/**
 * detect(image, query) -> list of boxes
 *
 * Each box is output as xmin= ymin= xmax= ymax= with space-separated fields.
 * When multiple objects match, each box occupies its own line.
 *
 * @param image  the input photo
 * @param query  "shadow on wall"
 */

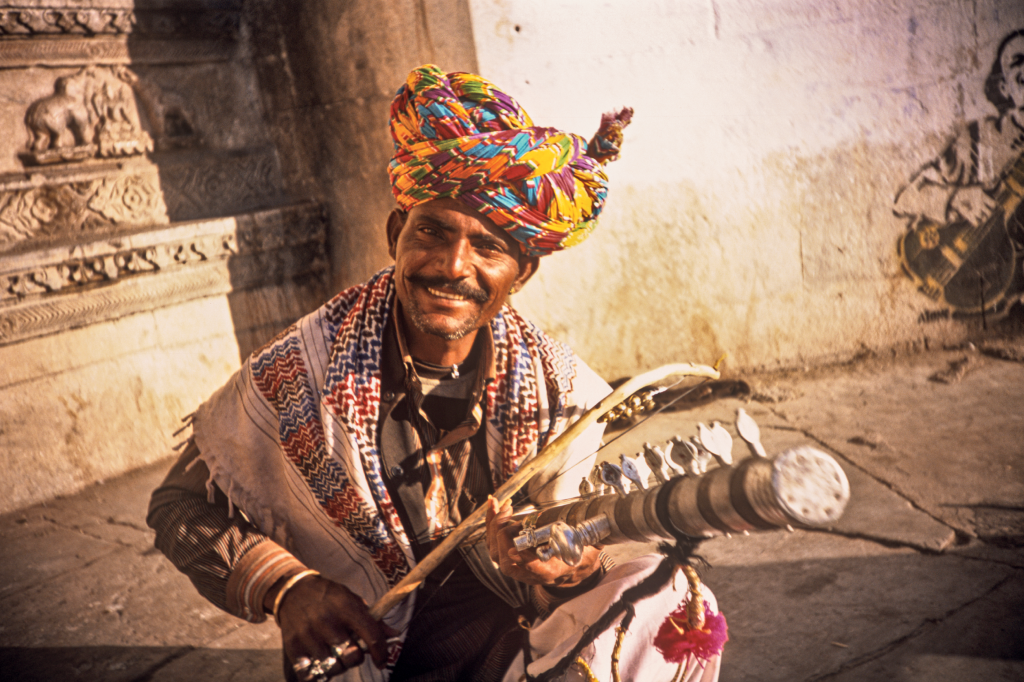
xmin=893 ymin=29 xmax=1024 ymax=326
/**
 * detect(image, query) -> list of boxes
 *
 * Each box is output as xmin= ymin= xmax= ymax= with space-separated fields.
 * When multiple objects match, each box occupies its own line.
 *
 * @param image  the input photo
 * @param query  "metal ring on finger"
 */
xmin=293 ymin=656 xmax=313 ymax=674
xmin=308 ymin=656 xmax=337 ymax=679
xmin=330 ymin=640 xmax=351 ymax=659
xmin=355 ymin=637 xmax=370 ymax=654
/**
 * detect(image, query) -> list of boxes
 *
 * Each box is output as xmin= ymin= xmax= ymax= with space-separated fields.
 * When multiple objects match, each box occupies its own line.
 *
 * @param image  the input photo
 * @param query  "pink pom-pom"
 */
xmin=653 ymin=601 xmax=729 ymax=665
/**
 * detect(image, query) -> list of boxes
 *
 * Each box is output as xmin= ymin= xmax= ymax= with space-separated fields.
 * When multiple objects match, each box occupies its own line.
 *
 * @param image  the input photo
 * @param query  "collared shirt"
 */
xmin=378 ymin=305 xmax=496 ymax=559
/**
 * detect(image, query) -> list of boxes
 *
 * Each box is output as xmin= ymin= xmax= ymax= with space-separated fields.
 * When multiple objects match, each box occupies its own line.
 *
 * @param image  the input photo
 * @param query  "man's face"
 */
xmin=387 ymin=198 xmax=537 ymax=344
xmin=1000 ymin=35 xmax=1024 ymax=111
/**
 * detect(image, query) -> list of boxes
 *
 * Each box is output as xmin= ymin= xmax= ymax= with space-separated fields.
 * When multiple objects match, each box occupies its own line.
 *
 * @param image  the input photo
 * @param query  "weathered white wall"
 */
xmin=469 ymin=0 xmax=1024 ymax=377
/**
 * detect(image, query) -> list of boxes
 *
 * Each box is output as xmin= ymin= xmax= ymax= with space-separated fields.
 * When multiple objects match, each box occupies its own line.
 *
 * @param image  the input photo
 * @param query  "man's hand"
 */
xmin=485 ymin=496 xmax=601 ymax=587
xmin=950 ymin=186 xmax=997 ymax=227
xmin=263 ymin=575 xmax=392 ymax=679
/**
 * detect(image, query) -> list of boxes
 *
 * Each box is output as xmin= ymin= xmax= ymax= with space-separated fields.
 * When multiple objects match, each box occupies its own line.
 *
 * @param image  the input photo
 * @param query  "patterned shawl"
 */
xmin=193 ymin=268 xmax=608 ymax=626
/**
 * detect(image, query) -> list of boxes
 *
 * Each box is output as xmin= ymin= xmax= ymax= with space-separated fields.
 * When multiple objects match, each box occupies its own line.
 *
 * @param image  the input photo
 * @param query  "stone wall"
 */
xmin=462 ymin=0 xmax=1024 ymax=377
xmin=5 ymin=0 xmax=1023 ymax=511
xmin=0 ymin=1 xmax=328 ymax=513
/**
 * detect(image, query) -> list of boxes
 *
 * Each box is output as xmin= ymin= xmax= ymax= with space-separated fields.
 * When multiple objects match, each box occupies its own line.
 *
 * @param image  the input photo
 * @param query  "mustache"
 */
xmin=407 ymin=275 xmax=490 ymax=303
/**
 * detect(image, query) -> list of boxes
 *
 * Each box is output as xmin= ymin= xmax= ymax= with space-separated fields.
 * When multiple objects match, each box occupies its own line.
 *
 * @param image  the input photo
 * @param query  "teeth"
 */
xmin=426 ymin=287 xmax=467 ymax=301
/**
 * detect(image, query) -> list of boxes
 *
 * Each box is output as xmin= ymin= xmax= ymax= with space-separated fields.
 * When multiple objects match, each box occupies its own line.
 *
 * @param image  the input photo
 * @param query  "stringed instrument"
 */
xmin=368 ymin=365 xmax=851 ymax=620
xmin=898 ymin=151 xmax=1024 ymax=313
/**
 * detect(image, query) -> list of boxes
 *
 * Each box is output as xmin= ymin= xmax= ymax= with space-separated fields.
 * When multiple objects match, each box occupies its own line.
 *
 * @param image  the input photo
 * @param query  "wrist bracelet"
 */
xmin=271 ymin=569 xmax=320 ymax=625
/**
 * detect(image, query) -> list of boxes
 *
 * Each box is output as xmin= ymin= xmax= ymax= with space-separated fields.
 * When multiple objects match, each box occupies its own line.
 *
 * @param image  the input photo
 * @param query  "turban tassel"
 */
xmin=388 ymin=64 xmax=632 ymax=257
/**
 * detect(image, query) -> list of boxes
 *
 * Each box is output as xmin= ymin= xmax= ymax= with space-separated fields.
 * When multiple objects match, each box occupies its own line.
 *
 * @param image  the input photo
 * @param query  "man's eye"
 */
xmin=476 ymin=238 xmax=507 ymax=252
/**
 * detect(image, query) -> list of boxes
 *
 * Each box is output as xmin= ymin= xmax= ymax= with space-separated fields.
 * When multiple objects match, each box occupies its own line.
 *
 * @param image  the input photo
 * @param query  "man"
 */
xmin=893 ymin=29 xmax=1024 ymax=313
xmin=149 ymin=65 xmax=720 ymax=682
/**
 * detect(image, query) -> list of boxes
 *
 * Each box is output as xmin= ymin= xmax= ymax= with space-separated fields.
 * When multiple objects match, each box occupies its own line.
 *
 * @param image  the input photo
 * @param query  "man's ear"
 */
xmin=386 ymin=209 xmax=407 ymax=259
xmin=511 ymin=254 xmax=540 ymax=294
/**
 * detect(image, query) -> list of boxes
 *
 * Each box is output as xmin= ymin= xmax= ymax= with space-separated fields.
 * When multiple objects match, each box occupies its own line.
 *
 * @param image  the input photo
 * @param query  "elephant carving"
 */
xmin=25 ymin=73 xmax=96 ymax=153
xmin=22 ymin=66 xmax=153 ymax=165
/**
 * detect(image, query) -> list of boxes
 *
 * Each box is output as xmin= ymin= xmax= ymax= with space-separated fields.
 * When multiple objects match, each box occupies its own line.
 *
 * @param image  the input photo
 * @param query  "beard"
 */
xmin=403 ymin=275 xmax=491 ymax=340
xmin=405 ymin=303 xmax=482 ymax=340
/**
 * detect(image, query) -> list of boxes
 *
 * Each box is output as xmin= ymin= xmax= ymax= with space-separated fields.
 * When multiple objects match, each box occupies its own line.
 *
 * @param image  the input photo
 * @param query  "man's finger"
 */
xmin=337 ymin=608 xmax=387 ymax=668
xmin=485 ymin=496 xmax=501 ymax=563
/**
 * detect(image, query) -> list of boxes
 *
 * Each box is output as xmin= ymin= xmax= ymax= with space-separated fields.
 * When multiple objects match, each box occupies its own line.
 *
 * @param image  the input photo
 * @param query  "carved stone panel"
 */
xmin=156 ymin=149 xmax=284 ymax=221
xmin=0 ymin=7 xmax=136 ymax=36
xmin=22 ymin=65 xmax=154 ymax=166
xmin=0 ymin=202 xmax=327 ymax=345
xmin=0 ymin=5 xmax=240 ymax=39
xmin=0 ymin=161 xmax=169 ymax=253
xmin=0 ymin=3 xmax=242 ymax=68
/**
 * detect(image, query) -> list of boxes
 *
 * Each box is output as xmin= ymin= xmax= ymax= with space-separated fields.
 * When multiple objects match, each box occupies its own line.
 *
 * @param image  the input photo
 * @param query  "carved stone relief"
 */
xmin=0 ymin=1 xmax=302 ymax=347
xmin=157 ymin=149 xmax=283 ymax=220
xmin=0 ymin=8 xmax=136 ymax=36
xmin=23 ymin=65 xmax=154 ymax=166
xmin=0 ymin=203 xmax=327 ymax=345
xmin=0 ymin=165 xmax=168 ymax=252
xmin=0 ymin=5 xmax=241 ymax=68
xmin=0 ymin=6 xmax=239 ymax=39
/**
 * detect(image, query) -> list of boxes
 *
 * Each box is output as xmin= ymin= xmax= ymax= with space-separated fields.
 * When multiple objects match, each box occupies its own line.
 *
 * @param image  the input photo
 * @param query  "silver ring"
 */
xmin=355 ymin=637 xmax=369 ymax=654
xmin=293 ymin=656 xmax=312 ymax=673
xmin=330 ymin=640 xmax=351 ymax=658
xmin=308 ymin=656 xmax=337 ymax=677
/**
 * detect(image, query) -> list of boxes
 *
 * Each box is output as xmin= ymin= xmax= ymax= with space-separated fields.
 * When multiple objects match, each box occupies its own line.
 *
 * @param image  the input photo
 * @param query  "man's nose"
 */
xmin=437 ymin=238 xmax=473 ymax=279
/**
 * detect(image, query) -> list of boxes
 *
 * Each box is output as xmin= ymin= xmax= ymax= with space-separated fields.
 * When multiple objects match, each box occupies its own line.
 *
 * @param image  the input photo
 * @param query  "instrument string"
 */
xmin=534 ymin=375 xmax=715 ymax=493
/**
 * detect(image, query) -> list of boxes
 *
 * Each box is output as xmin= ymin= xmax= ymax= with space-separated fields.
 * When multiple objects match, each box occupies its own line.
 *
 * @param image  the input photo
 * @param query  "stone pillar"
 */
xmin=245 ymin=0 xmax=479 ymax=291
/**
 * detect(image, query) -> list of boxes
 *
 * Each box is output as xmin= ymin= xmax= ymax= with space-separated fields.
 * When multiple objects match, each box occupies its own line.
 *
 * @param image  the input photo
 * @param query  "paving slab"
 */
xmin=821 ymin=570 xmax=1024 ymax=682
xmin=695 ymin=530 xmax=1017 ymax=682
xmin=0 ymin=458 xmax=279 ymax=682
xmin=148 ymin=622 xmax=281 ymax=682
xmin=753 ymin=351 xmax=1024 ymax=541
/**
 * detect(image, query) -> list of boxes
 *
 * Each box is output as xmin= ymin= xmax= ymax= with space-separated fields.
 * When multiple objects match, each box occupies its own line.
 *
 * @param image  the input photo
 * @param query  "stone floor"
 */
xmin=1 ymin=345 xmax=1022 ymax=681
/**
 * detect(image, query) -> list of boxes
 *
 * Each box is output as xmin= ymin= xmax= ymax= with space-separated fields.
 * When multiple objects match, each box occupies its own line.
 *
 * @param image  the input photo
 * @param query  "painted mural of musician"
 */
xmin=893 ymin=29 xmax=1024 ymax=316
xmin=148 ymin=65 xmax=723 ymax=682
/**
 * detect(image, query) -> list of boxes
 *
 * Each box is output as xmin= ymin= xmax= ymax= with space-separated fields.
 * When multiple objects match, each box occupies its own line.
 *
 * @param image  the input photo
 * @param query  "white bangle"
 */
xmin=271 ymin=569 xmax=320 ymax=625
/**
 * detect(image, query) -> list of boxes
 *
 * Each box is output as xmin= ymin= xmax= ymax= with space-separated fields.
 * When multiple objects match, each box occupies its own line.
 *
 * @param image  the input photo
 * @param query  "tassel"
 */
xmin=587 ymin=107 xmax=634 ymax=165
xmin=653 ymin=565 xmax=728 ymax=665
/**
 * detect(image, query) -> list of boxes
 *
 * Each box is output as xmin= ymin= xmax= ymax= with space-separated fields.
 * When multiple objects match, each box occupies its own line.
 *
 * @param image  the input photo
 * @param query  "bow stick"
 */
xmin=368 ymin=362 xmax=720 ymax=621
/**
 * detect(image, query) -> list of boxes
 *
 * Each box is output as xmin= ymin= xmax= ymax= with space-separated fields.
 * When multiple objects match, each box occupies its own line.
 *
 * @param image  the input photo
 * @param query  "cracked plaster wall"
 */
xmin=458 ymin=0 xmax=1024 ymax=378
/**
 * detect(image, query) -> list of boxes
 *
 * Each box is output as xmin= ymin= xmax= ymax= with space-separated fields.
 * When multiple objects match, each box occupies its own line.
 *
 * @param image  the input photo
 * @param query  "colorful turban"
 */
xmin=388 ymin=65 xmax=632 ymax=257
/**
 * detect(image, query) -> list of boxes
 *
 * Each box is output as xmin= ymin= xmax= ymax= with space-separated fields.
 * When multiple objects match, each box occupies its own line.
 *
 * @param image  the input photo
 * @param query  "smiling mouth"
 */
xmin=426 ymin=286 xmax=471 ymax=302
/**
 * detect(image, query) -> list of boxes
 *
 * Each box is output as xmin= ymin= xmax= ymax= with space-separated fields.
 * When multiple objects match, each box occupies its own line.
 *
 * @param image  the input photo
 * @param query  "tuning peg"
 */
xmin=600 ymin=462 xmax=630 ymax=497
xmin=659 ymin=440 xmax=688 ymax=478
xmin=670 ymin=436 xmax=701 ymax=476
xmin=699 ymin=422 xmax=733 ymax=467
xmin=711 ymin=421 xmax=734 ymax=466
xmin=736 ymin=408 xmax=768 ymax=457
xmin=589 ymin=464 xmax=607 ymax=494
xmin=619 ymin=453 xmax=647 ymax=491
xmin=634 ymin=449 xmax=654 ymax=484
xmin=643 ymin=442 xmax=671 ymax=483
xmin=663 ymin=438 xmax=688 ymax=475
xmin=690 ymin=437 xmax=714 ymax=473
xmin=579 ymin=476 xmax=594 ymax=497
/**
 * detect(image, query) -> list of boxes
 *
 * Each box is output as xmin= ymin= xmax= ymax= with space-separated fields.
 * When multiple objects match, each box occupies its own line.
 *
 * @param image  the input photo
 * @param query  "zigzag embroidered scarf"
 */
xmin=195 ymin=268 xmax=598 ymax=592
